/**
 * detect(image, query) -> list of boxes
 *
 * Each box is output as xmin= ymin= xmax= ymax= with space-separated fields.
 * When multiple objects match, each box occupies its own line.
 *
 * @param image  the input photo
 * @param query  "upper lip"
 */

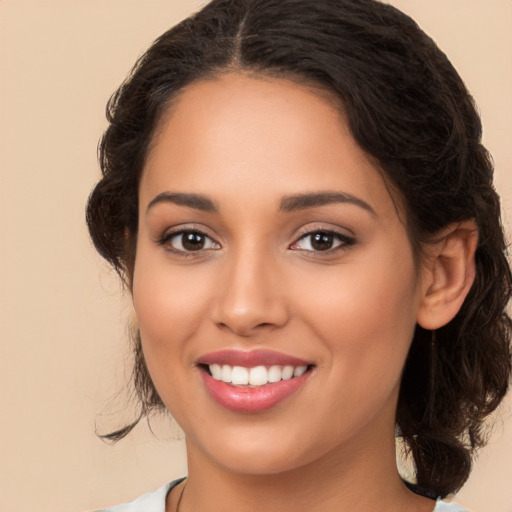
xmin=197 ymin=349 xmax=313 ymax=368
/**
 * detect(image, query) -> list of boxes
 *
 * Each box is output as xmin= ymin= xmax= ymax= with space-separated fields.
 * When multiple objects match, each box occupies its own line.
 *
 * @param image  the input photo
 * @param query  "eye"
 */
xmin=160 ymin=229 xmax=220 ymax=252
xmin=290 ymin=230 xmax=355 ymax=252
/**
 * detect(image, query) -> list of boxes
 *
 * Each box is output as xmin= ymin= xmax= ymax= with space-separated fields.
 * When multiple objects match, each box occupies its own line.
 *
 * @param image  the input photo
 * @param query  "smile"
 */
xmin=208 ymin=364 xmax=308 ymax=387
xmin=197 ymin=350 xmax=315 ymax=412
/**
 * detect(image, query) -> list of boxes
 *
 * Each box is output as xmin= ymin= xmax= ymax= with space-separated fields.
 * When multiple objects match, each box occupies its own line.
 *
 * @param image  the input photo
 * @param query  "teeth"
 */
xmin=221 ymin=364 xmax=232 ymax=383
xmin=294 ymin=366 xmax=307 ymax=377
xmin=208 ymin=364 xmax=308 ymax=387
xmin=268 ymin=365 xmax=282 ymax=383
xmin=282 ymin=365 xmax=294 ymax=380
xmin=210 ymin=363 xmax=222 ymax=380
xmin=231 ymin=366 xmax=249 ymax=385
xmin=249 ymin=366 xmax=268 ymax=386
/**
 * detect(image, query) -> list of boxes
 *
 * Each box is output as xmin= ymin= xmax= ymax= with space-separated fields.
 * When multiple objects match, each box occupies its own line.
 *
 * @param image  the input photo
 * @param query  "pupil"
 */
xmin=183 ymin=232 xmax=204 ymax=251
xmin=312 ymin=232 xmax=333 ymax=251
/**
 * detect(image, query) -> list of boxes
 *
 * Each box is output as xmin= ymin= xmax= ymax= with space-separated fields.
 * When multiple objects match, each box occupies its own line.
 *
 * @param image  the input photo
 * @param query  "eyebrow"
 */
xmin=146 ymin=190 xmax=375 ymax=216
xmin=279 ymin=191 xmax=376 ymax=215
xmin=146 ymin=192 xmax=218 ymax=213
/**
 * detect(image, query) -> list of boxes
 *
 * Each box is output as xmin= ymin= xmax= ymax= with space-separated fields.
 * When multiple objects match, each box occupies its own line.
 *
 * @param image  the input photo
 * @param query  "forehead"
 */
xmin=141 ymin=73 xmax=399 ymax=219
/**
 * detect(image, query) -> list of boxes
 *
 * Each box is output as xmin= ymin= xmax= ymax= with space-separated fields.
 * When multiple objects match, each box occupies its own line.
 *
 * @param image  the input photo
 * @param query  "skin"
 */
xmin=132 ymin=73 xmax=476 ymax=512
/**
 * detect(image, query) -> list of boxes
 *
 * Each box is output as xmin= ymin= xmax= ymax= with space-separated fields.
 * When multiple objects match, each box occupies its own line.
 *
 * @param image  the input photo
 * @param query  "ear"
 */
xmin=417 ymin=220 xmax=478 ymax=330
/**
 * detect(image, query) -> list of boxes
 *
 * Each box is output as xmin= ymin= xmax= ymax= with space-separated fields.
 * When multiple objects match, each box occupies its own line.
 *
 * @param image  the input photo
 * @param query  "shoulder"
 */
xmin=93 ymin=478 xmax=185 ymax=512
xmin=433 ymin=501 xmax=471 ymax=512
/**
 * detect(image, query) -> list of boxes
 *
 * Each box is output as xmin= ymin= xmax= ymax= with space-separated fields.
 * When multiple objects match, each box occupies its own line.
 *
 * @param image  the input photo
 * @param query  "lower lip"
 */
xmin=200 ymin=370 xmax=311 ymax=413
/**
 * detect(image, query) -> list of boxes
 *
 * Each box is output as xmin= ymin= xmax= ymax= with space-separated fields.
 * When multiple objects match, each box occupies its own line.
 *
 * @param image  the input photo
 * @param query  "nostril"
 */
xmin=215 ymin=321 xmax=272 ymax=337
xmin=211 ymin=280 xmax=289 ymax=335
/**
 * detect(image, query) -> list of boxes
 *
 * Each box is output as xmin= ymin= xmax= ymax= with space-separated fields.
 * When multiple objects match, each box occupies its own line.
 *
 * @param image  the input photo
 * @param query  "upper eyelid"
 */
xmin=156 ymin=224 xmax=355 ymax=248
xmin=158 ymin=225 xmax=218 ymax=242
xmin=297 ymin=230 xmax=353 ymax=240
xmin=292 ymin=230 xmax=355 ymax=244
xmin=292 ymin=223 xmax=355 ymax=240
xmin=157 ymin=228 xmax=221 ymax=255
xmin=289 ymin=226 xmax=356 ymax=252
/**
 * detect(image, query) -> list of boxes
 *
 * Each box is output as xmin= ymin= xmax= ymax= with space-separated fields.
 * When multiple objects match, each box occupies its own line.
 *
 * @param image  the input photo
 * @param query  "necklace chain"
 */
xmin=175 ymin=481 xmax=186 ymax=512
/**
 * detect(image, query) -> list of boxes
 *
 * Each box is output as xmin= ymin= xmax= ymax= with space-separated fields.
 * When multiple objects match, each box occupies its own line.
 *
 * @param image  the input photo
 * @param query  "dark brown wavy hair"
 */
xmin=86 ymin=0 xmax=512 ymax=499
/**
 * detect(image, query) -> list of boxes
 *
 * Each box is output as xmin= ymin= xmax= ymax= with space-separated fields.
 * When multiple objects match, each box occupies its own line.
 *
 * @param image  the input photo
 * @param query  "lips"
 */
xmin=209 ymin=363 xmax=308 ymax=386
xmin=198 ymin=349 xmax=311 ymax=367
xmin=197 ymin=349 xmax=314 ymax=413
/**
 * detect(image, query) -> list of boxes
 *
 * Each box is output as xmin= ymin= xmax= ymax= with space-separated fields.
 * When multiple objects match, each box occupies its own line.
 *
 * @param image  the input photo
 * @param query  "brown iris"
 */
xmin=310 ymin=232 xmax=336 ymax=251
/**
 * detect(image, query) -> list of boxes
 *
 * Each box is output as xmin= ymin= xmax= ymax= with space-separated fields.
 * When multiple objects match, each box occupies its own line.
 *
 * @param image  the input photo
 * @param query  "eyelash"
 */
xmin=291 ymin=230 xmax=356 ymax=254
xmin=157 ymin=228 xmax=355 ymax=256
xmin=157 ymin=228 xmax=220 ymax=256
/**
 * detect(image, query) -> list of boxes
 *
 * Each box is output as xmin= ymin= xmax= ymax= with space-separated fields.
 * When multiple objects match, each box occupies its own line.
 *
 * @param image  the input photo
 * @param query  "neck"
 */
xmin=176 ymin=430 xmax=433 ymax=512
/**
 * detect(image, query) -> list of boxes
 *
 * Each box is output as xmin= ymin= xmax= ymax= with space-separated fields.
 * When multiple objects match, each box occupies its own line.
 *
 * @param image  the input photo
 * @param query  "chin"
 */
xmin=210 ymin=446 xmax=314 ymax=476
xmin=186 ymin=420 xmax=331 ymax=477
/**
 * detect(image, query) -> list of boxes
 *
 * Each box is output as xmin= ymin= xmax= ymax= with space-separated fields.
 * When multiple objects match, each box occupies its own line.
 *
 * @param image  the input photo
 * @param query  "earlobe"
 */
xmin=417 ymin=220 xmax=478 ymax=330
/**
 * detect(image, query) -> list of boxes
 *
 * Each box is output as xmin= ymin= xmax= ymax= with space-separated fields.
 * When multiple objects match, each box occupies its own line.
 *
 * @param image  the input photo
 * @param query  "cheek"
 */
xmin=294 ymin=247 xmax=420 ymax=374
xmin=131 ymin=250 xmax=218 ymax=422
xmin=131 ymin=248 xmax=214 ymax=361
xmin=297 ymin=257 xmax=419 ymax=438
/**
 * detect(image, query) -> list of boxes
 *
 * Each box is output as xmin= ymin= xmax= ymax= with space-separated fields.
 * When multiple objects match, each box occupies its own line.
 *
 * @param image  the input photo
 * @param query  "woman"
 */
xmin=86 ymin=0 xmax=512 ymax=510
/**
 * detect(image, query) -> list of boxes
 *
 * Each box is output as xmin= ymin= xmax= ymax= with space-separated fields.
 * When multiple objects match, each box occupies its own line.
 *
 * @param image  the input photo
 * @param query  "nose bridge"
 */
xmin=213 ymin=239 xmax=287 ymax=335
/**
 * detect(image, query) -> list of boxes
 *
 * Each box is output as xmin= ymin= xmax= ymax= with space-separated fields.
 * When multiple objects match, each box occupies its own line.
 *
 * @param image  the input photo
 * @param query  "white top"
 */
xmin=96 ymin=479 xmax=470 ymax=512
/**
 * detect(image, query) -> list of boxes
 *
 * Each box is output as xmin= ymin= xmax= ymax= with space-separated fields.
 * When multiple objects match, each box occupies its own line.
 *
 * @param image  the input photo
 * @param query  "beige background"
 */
xmin=0 ymin=1 xmax=511 ymax=511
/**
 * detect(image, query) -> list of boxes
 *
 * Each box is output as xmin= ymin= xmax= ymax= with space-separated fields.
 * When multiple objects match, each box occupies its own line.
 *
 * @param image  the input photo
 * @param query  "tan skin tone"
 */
xmin=132 ymin=73 xmax=478 ymax=512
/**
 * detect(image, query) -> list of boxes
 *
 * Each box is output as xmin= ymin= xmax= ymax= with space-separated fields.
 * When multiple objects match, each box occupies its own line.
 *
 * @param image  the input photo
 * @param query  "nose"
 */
xmin=211 ymin=249 xmax=289 ymax=337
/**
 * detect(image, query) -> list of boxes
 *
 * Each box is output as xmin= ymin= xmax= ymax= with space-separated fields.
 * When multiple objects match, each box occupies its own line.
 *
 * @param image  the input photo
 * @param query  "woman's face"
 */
xmin=133 ymin=73 xmax=427 ymax=475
